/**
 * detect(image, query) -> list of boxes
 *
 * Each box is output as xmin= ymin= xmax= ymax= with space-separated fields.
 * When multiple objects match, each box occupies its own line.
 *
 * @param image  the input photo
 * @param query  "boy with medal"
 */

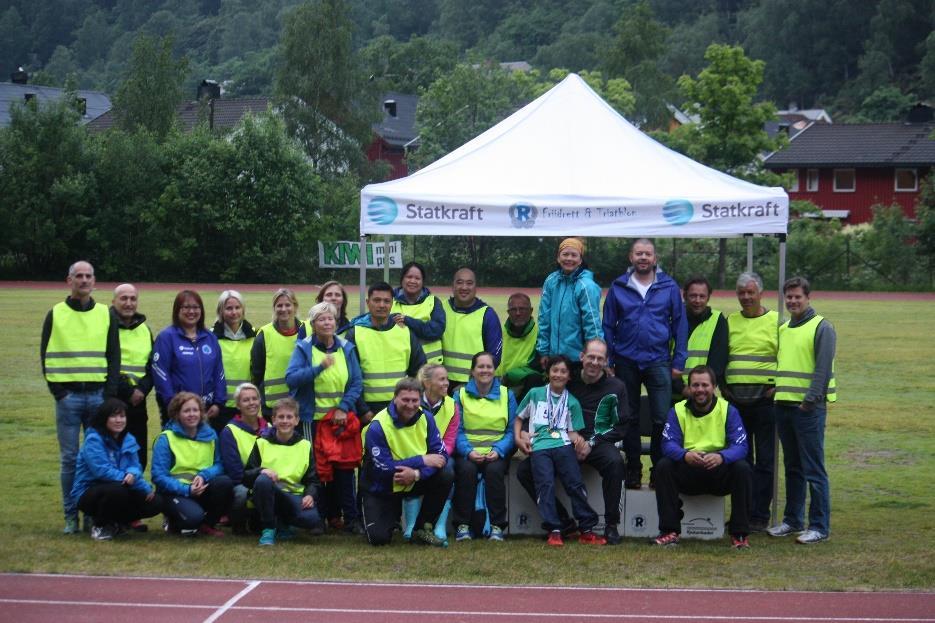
xmin=514 ymin=355 xmax=606 ymax=546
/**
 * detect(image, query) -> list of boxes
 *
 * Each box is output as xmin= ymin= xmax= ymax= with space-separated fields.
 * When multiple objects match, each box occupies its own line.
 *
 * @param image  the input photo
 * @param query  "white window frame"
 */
xmin=833 ymin=168 xmax=856 ymax=193
xmin=894 ymin=168 xmax=918 ymax=192
xmin=806 ymin=168 xmax=819 ymax=192
xmin=788 ymin=169 xmax=800 ymax=192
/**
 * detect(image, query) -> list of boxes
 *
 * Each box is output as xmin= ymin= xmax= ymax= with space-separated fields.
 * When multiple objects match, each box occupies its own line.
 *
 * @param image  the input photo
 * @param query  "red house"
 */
xmin=367 ymin=92 xmax=419 ymax=180
xmin=763 ymin=122 xmax=934 ymax=224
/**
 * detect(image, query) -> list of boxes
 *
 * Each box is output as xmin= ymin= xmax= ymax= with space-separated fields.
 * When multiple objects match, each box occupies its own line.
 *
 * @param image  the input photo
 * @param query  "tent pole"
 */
xmin=383 ymin=237 xmax=390 ymax=283
xmin=746 ymin=234 xmax=754 ymax=273
xmin=358 ymin=235 xmax=367 ymax=315
xmin=771 ymin=233 xmax=787 ymax=527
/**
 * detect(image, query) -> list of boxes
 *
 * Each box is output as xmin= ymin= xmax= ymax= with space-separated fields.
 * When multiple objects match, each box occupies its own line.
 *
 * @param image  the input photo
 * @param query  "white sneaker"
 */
xmin=767 ymin=522 xmax=800 ymax=537
xmin=796 ymin=529 xmax=828 ymax=544
xmin=90 ymin=525 xmax=114 ymax=541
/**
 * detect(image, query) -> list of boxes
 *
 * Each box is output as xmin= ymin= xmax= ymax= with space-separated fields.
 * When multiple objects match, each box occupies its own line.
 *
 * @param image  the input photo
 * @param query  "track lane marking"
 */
xmin=202 ymin=580 xmax=260 ymax=623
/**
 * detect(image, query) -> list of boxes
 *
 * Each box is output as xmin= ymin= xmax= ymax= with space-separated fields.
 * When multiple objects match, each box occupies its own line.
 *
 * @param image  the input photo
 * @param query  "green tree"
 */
xmin=851 ymin=85 xmax=916 ymax=122
xmin=113 ymin=34 xmax=189 ymax=140
xmin=359 ymin=34 xmax=460 ymax=94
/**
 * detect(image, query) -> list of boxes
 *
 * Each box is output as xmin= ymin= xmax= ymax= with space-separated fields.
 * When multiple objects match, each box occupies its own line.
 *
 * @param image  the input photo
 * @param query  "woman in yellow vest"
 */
xmin=452 ymin=352 xmax=517 ymax=541
xmin=212 ymin=290 xmax=257 ymax=433
xmin=242 ymin=398 xmax=322 ymax=546
xmin=286 ymin=302 xmax=363 ymax=531
xmin=151 ymin=392 xmax=233 ymax=536
xmin=251 ymin=288 xmax=308 ymax=416
xmin=218 ymin=383 xmax=267 ymax=534
xmin=391 ymin=262 xmax=445 ymax=364
xmin=419 ymin=363 xmax=461 ymax=542
xmin=316 ymin=281 xmax=350 ymax=332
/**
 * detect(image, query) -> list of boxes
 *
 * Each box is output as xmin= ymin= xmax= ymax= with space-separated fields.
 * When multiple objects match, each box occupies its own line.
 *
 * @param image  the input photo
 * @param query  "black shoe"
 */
xmin=625 ymin=467 xmax=642 ymax=490
xmin=748 ymin=518 xmax=769 ymax=533
xmin=604 ymin=524 xmax=622 ymax=545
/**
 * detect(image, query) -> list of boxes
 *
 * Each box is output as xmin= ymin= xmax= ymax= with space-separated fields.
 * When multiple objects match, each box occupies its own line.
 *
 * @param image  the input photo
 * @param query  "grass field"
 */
xmin=1 ymin=285 xmax=933 ymax=591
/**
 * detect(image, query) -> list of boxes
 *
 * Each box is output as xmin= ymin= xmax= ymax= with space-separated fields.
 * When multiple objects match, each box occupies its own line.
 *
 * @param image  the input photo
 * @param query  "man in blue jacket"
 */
xmin=652 ymin=365 xmax=752 ymax=548
xmin=602 ymin=239 xmax=687 ymax=488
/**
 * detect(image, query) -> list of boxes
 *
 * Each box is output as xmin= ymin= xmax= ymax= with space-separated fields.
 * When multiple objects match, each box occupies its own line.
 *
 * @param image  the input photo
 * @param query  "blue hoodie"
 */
xmin=454 ymin=377 xmax=517 ymax=458
xmin=363 ymin=401 xmax=445 ymax=496
xmin=285 ymin=334 xmax=363 ymax=423
xmin=391 ymin=286 xmax=446 ymax=343
xmin=602 ymin=267 xmax=688 ymax=370
xmin=152 ymin=325 xmax=226 ymax=407
xmin=536 ymin=265 xmax=602 ymax=361
xmin=151 ymin=420 xmax=224 ymax=497
xmin=71 ymin=428 xmax=152 ymax=503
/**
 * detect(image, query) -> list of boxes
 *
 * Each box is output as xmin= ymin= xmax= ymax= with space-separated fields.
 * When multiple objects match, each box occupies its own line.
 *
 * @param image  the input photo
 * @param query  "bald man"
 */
xmin=111 ymin=283 xmax=155 ymax=468
xmin=440 ymin=268 xmax=502 ymax=388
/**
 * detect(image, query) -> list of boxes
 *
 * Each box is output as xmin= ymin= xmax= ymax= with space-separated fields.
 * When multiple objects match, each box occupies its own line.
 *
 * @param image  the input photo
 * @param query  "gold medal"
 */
xmin=550 ymin=430 xmax=561 ymax=439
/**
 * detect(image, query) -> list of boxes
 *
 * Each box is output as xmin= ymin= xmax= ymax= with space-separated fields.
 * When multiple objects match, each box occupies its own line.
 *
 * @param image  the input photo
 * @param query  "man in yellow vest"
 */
xmin=496 ymin=292 xmax=542 ymax=401
xmin=441 ymin=268 xmax=502 ymax=388
xmin=768 ymin=277 xmax=836 ymax=545
xmin=111 ymin=283 xmax=154 ymax=469
xmin=343 ymin=282 xmax=426 ymax=423
xmin=40 ymin=261 xmax=120 ymax=534
xmin=652 ymin=365 xmax=752 ymax=548
xmin=672 ymin=277 xmax=727 ymax=401
xmin=721 ymin=272 xmax=778 ymax=532
xmin=361 ymin=378 xmax=450 ymax=546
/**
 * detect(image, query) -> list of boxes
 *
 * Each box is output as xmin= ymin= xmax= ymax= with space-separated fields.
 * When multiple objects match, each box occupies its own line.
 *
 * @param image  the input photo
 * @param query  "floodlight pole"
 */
xmin=358 ymin=234 xmax=367 ymax=315
xmin=771 ymin=232 xmax=787 ymax=527
xmin=745 ymin=234 xmax=754 ymax=273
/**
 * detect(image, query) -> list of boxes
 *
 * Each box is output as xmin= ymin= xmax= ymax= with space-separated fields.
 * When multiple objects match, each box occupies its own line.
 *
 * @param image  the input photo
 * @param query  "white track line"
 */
xmin=202 ymin=580 xmax=260 ymax=623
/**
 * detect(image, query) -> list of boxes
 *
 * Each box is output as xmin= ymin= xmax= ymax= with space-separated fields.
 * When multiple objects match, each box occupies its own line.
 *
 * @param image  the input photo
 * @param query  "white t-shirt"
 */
xmin=630 ymin=277 xmax=652 ymax=299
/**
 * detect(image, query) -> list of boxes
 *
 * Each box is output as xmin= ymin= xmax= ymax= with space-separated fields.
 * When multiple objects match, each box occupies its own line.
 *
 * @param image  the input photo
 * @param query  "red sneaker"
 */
xmin=730 ymin=534 xmax=750 ymax=549
xmin=198 ymin=524 xmax=225 ymax=538
xmin=546 ymin=530 xmax=564 ymax=547
xmin=651 ymin=531 xmax=680 ymax=546
xmin=578 ymin=531 xmax=607 ymax=545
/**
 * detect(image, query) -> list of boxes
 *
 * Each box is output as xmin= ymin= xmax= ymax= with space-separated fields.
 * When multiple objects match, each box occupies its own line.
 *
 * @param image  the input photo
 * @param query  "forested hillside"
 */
xmin=2 ymin=0 xmax=932 ymax=121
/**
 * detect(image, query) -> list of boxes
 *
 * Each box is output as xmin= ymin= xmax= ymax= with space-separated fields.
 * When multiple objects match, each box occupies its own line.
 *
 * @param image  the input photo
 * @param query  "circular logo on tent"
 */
xmin=509 ymin=203 xmax=538 ymax=228
xmin=663 ymin=199 xmax=693 ymax=226
xmin=367 ymin=196 xmax=398 ymax=225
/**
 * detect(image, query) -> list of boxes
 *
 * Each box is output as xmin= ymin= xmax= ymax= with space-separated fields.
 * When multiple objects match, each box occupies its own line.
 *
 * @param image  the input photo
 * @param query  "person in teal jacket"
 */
xmin=536 ymin=238 xmax=602 ymax=366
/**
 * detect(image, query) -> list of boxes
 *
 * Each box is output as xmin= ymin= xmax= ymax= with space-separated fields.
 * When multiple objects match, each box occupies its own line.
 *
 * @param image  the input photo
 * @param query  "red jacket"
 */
xmin=314 ymin=410 xmax=362 ymax=482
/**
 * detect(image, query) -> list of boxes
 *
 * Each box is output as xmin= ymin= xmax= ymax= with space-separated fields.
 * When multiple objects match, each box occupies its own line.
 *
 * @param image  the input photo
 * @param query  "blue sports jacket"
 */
xmin=151 ymin=420 xmax=225 ymax=497
xmin=536 ymin=265 xmax=602 ymax=361
xmin=71 ymin=428 xmax=151 ymax=503
xmin=363 ymin=401 xmax=445 ymax=496
xmin=152 ymin=325 xmax=226 ymax=407
xmin=285 ymin=334 xmax=363 ymax=423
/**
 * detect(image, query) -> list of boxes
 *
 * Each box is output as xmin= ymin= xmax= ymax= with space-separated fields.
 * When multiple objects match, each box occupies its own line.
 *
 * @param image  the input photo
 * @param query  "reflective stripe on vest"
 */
xmin=775 ymin=315 xmax=837 ymax=403
xmin=391 ymin=297 xmax=443 ymax=364
xmin=219 ymin=336 xmax=254 ymax=408
xmin=682 ymin=310 xmax=721 ymax=384
xmin=256 ymin=437 xmax=311 ymax=495
xmin=259 ymin=322 xmax=305 ymax=406
xmin=674 ymin=399 xmax=727 ymax=453
xmin=118 ymin=322 xmax=152 ymax=386
xmin=355 ymin=325 xmax=411 ymax=404
xmin=312 ymin=345 xmax=348 ymax=420
xmin=496 ymin=323 xmax=537 ymax=377
xmin=429 ymin=396 xmax=457 ymax=438
xmin=441 ymin=299 xmax=487 ymax=383
xmin=162 ymin=430 xmax=215 ymax=485
xmin=460 ymin=389 xmax=508 ymax=453
xmin=225 ymin=422 xmax=258 ymax=467
xmin=45 ymin=302 xmax=110 ymax=382
xmin=725 ymin=310 xmax=778 ymax=385
xmin=373 ymin=408 xmax=429 ymax=493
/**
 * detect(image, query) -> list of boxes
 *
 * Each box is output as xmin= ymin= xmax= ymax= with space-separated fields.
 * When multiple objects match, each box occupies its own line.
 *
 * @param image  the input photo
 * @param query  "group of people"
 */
xmin=42 ymin=237 xmax=836 ymax=549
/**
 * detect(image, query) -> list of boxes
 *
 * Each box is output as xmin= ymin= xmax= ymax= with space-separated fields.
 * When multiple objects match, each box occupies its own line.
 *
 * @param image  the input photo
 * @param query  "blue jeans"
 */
xmin=252 ymin=474 xmax=322 ymax=531
xmin=530 ymin=445 xmax=599 ymax=532
xmin=56 ymin=389 xmax=103 ymax=518
xmin=617 ymin=361 xmax=672 ymax=467
xmin=775 ymin=403 xmax=830 ymax=536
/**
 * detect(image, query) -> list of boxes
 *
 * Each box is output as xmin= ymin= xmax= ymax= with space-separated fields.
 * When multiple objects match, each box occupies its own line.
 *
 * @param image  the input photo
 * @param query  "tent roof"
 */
xmin=361 ymin=73 xmax=787 ymax=238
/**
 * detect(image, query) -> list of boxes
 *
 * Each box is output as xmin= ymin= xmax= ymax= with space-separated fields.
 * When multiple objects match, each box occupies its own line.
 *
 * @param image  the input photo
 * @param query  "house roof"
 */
xmin=764 ymin=122 xmax=935 ymax=168
xmin=372 ymin=92 xmax=418 ymax=147
xmin=0 ymin=82 xmax=112 ymax=127
xmin=85 ymin=97 xmax=271 ymax=133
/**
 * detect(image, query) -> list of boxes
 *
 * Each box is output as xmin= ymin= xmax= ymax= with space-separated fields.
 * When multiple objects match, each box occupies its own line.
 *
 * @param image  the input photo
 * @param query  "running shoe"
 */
xmin=488 ymin=525 xmax=504 ymax=541
xmin=796 ymin=530 xmax=828 ymax=544
xmin=547 ymin=530 xmax=564 ymax=547
xmin=651 ymin=531 xmax=680 ymax=546
xmin=730 ymin=534 xmax=750 ymax=549
xmin=258 ymin=528 xmax=276 ymax=546
xmin=455 ymin=524 xmax=472 ymax=541
xmin=578 ymin=531 xmax=607 ymax=545
xmin=767 ymin=522 xmax=801 ymax=537
xmin=90 ymin=525 xmax=114 ymax=541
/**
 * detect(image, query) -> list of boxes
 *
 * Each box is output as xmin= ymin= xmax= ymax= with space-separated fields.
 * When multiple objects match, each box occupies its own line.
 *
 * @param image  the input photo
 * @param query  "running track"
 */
xmin=1 ymin=574 xmax=932 ymax=623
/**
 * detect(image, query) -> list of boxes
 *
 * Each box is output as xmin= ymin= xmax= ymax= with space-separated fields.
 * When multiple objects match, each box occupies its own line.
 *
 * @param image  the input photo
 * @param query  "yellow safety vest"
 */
xmin=162 ymin=430 xmax=215 ymax=485
xmin=355 ymin=325 xmax=411 ymax=404
xmin=429 ymin=395 xmax=457 ymax=439
xmin=219 ymin=336 xmax=254 ymax=408
xmin=391 ymin=296 xmax=443 ymax=364
xmin=45 ymin=302 xmax=111 ymax=383
xmin=118 ymin=322 xmax=152 ymax=387
xmin=459 ymin=388 xmax=508 ymax=453
xmin=256 ymin=436 xmax=311 ymax=495
xmin=775 ymin=315 xmax=837 ymax=404
xmin=312 ymin=345 xmax=348 ymax=420
xmin=496 ymin=322 xmax=537 ymax=377
xmin=372 ymin=408 xmax=429 ymax=493
xmin=674 ymin=399 xmax=728 ymax=454
xmin=441 ymin=299 xmax=487 ymax=383
xmin=259 ymin=322 xmax=305 ymax=407
xmin=682 ymin=310 xmax=721 ymax=384
xmin=725 ymin=310 xmax=778 ymax=385
xmin=225 ymin=422 xmax=259 ymax=467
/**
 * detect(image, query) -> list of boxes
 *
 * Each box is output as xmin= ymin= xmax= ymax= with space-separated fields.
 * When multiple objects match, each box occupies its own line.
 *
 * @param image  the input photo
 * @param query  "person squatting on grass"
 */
xmin=151 ymin=391 xmax=233 ymax=536
xmin=242 ymin=397 xmax=323 ymax=546
xmin=71 ymin=398 xmax=162 ymax=541
xmin=218 ymin=382 xmax=267 ymax=534
xmin=513 ymin=355 xmax=607 ymax=547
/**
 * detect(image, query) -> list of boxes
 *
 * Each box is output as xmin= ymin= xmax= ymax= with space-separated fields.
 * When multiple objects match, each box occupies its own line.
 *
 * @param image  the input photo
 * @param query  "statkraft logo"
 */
xmin=509 ymin=203 xmax=538 ymax=228
xmin=367 ymin=196 xmax=398 ymax=225
xmin=662 ymin=199 xmax=694 ymax=226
